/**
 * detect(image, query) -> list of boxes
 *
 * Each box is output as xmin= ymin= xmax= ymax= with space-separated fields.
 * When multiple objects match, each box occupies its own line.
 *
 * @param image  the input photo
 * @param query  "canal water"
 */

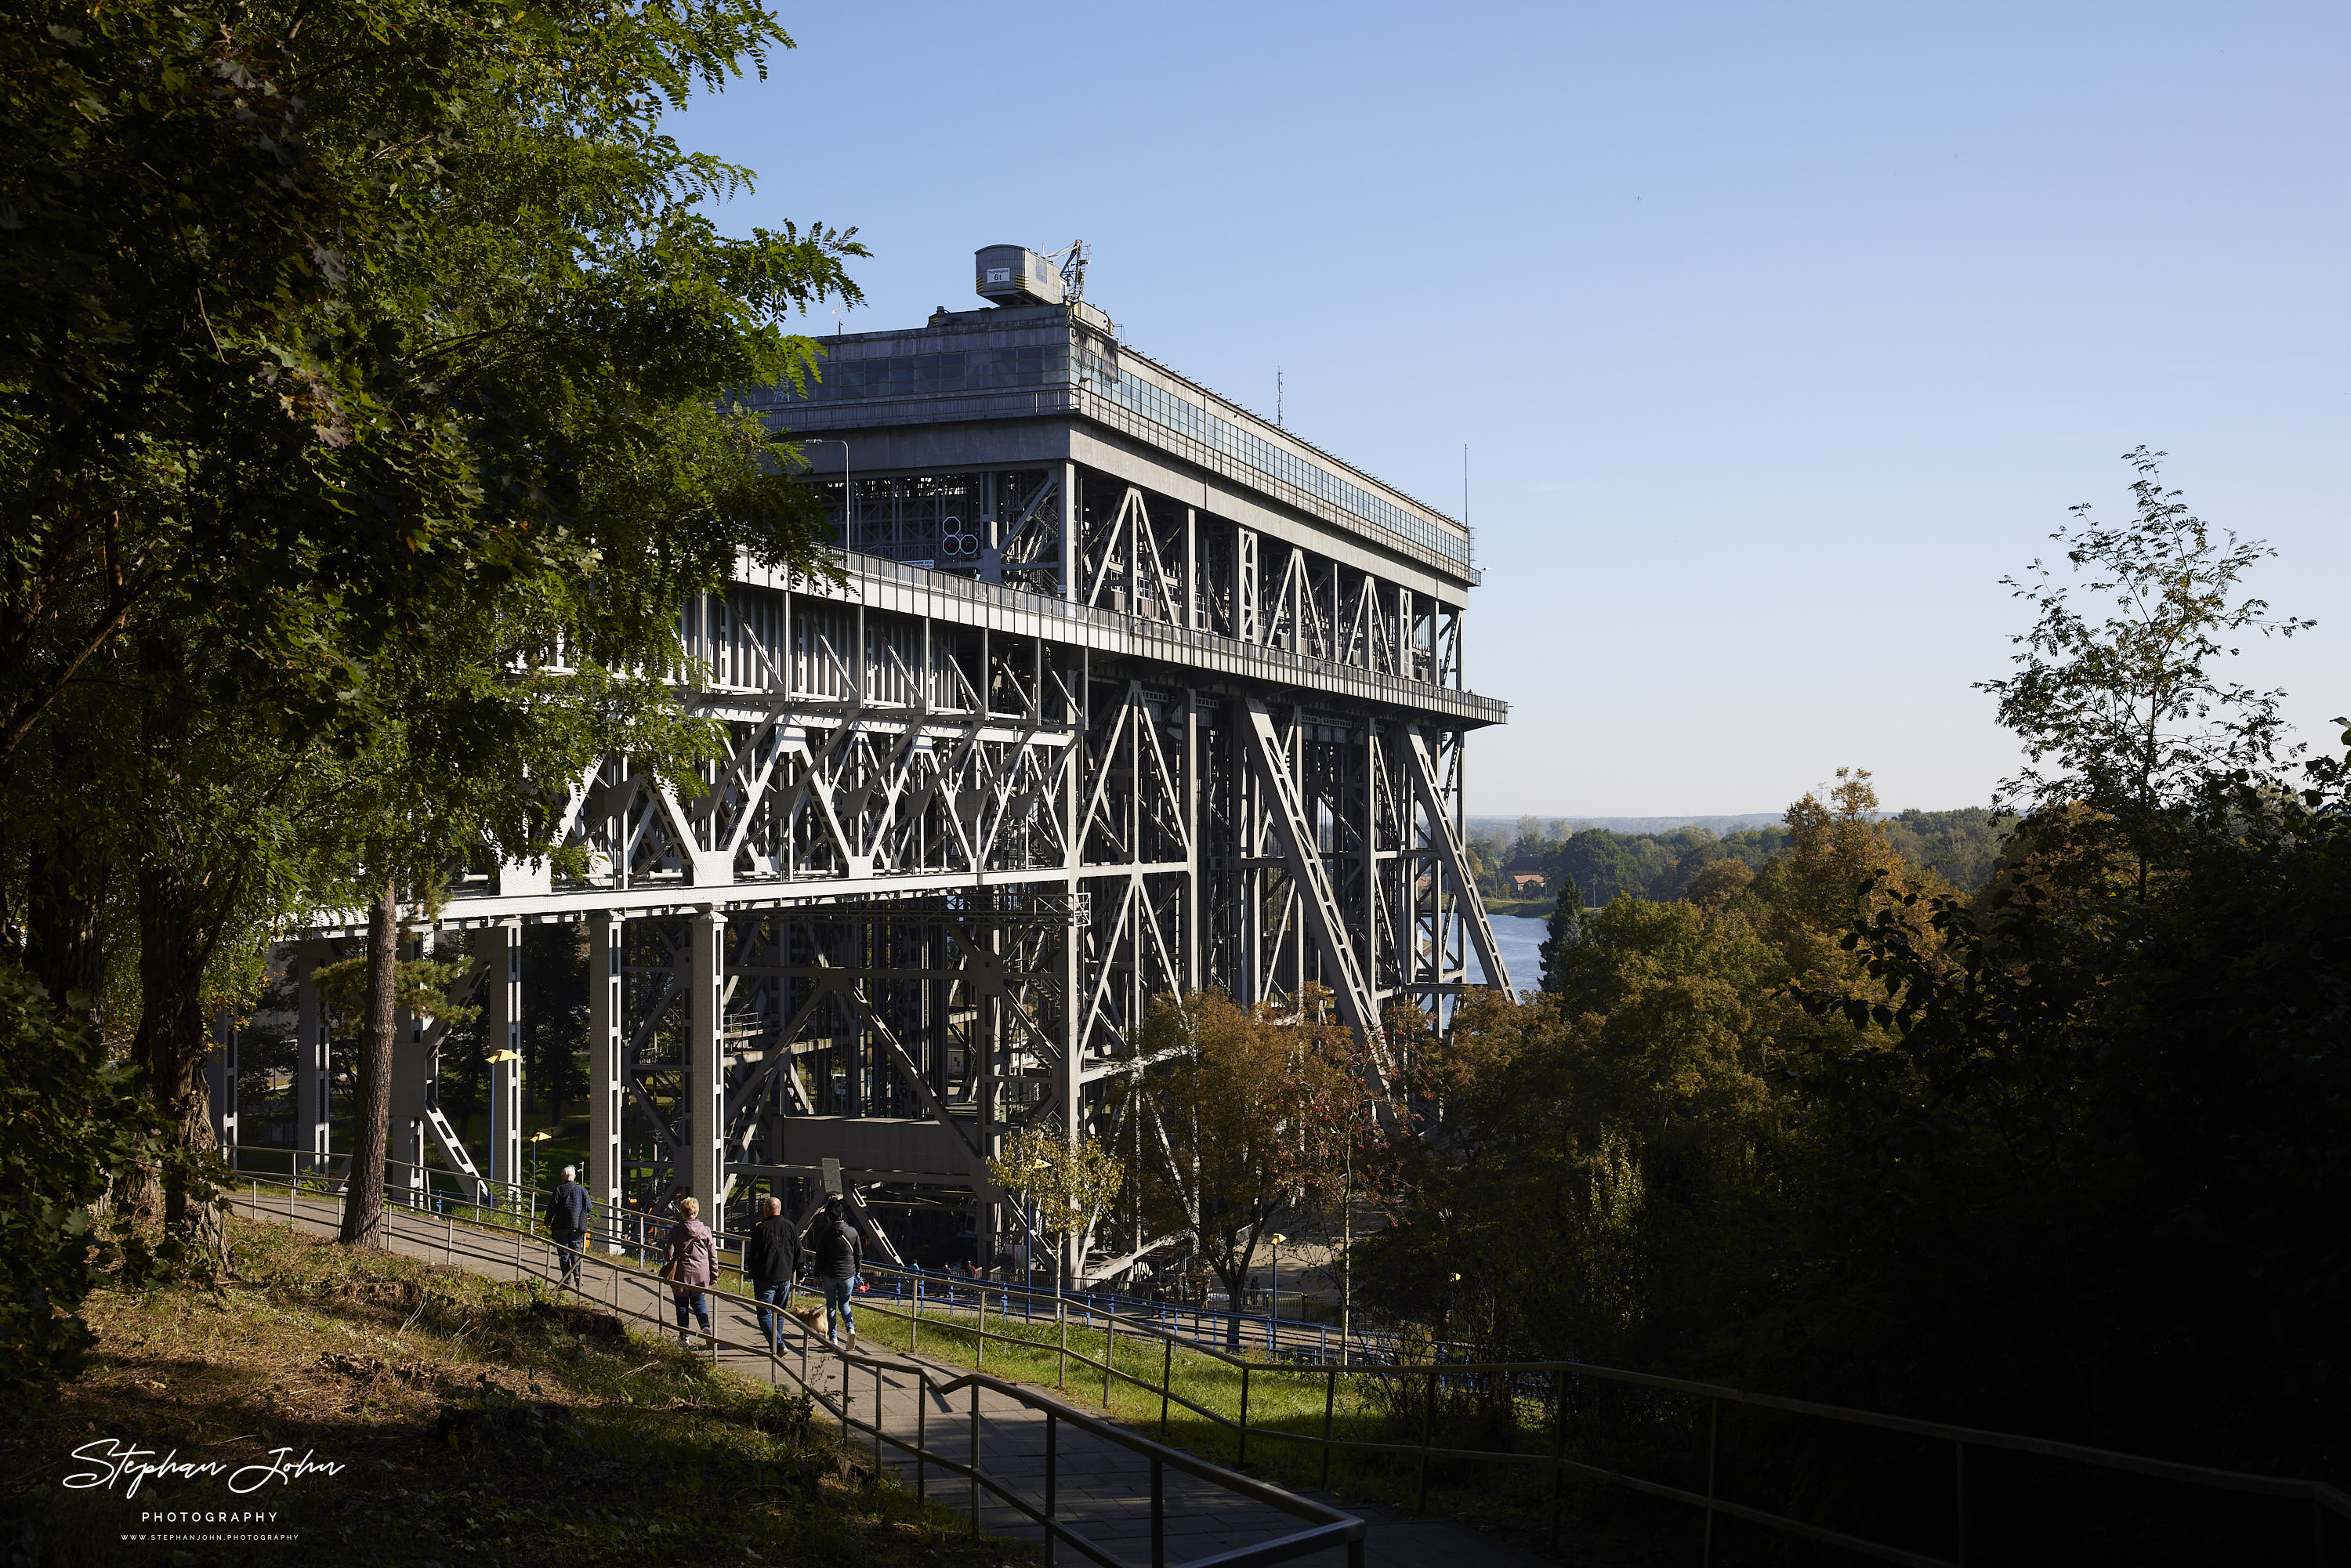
xmin=1482 ymin=911 xmax=1549 ymax=993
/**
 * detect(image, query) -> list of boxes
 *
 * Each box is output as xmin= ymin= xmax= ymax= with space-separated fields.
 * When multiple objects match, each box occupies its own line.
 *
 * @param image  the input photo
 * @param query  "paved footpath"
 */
xmin=238 ymin=1189 xmax=1548 ymax=1568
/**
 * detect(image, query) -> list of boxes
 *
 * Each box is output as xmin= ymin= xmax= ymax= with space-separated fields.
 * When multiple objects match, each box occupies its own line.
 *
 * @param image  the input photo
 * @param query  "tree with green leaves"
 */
xmin=3 ymin=0 xmax=864 ymax=1259
xmin=987 ymin=1125 xmax=1125 ymax=1294
xmin=0 ymin=965 xmax=165 ymax=1413
xmin=1978 ymin=445 xmax=2313 ymax=893
xmin=1536 ymin=872 xmax=1582 ymax=993
xmin=1121 ymin=989 xmax=1378 ymax=1341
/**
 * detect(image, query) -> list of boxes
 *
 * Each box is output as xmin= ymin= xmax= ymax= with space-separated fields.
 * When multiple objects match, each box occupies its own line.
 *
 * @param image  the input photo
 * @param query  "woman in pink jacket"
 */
xmin=661 ymin=1196 xmax=717 ymax=1348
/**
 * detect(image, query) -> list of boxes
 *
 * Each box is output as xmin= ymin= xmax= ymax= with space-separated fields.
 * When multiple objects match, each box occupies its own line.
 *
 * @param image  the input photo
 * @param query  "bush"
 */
xmin=0 ymin=963 xmax=160 ymax=1412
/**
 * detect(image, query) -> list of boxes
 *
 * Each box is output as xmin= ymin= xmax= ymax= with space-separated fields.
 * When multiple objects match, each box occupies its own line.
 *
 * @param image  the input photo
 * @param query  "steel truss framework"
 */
xmin=252 ymin=454 xmax=1509 ymax=1273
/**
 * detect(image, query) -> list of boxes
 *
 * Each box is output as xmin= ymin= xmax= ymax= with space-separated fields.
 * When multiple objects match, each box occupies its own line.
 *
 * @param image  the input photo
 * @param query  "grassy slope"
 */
xmin=1483 ymin=897 xmax=1554 ymax=918
xmin=846 ymin=1295 xmax=1639 ymax=1564
xmin=1 ymin=1214 xmax=1030 ymax=1567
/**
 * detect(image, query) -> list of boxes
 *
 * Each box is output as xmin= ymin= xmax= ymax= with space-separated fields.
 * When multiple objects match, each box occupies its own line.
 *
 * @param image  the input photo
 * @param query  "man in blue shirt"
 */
xmin=549 ymin=1165 xmax=593 ymax=1291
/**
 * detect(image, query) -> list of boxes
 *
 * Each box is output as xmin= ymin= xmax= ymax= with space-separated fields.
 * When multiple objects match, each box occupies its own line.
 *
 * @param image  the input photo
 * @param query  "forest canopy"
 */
xmin=1468 ymin=803 xmax=2008 ymax=904
xmin=1365 ymin=453 xmax=2347 ymax=1519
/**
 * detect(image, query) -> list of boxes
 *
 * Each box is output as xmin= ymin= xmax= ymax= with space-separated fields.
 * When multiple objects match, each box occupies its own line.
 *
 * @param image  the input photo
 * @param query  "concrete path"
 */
xmin=234 ymin=1187 xmax=1548 ymax=1568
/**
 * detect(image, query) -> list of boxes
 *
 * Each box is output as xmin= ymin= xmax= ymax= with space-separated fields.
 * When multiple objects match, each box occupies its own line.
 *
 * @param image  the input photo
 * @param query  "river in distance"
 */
xmin=1482 ymin=912 xmax=1548 ymax=994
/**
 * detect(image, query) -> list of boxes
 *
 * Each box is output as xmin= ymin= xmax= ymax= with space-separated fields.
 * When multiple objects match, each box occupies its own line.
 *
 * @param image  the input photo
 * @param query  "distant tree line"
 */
xmin=1467 ymin=805 xmax=2009 ymax=905
xmin=1364 ymin=454 xmax=2349 ymax=1548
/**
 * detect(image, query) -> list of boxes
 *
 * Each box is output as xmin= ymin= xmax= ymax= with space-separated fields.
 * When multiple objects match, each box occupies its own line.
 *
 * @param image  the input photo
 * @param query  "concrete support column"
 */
xmin=476 ymin=920 xmax=523 ymax=1192
xmin=687 ymin=907 xmax=726 ymax=1215
xmin=588 ymin=913 xmax=625 ymax=1248
xmin=206 ymin=1011 xmax=237 ymax=1164
xmin=295 ymin=944 xmax=331 ymax=1176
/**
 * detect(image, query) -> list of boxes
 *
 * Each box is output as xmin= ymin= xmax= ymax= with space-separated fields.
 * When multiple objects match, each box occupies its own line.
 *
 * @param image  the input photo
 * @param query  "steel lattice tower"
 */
xmin=253 ymin=251 xmax=1510 ymax=1274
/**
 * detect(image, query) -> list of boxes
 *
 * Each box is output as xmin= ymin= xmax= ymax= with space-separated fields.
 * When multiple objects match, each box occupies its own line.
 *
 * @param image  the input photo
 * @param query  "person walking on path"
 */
xmin=745 ymin=1195 xmax=802 ymax=1352
xmin=661 ymin=1196 xmax=717 ymax=1349
xmin=807 ymin=1199 xmax=861 ymax=1351
xmin=549 ymin=1165 xmax=592 ymax=1291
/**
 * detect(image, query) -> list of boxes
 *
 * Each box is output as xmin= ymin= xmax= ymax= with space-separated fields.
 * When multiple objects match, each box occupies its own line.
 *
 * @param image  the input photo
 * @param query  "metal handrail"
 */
xmin=832 ymin=1258 xmax=2351 ymax=1567
xmin=835 ymin=549 xmax=1501 ymax=720
xmin=227 ymin=1153 xmax=2351 ymax=1565
xmin=228 ymin=1168 xmax=1364 ymax=1568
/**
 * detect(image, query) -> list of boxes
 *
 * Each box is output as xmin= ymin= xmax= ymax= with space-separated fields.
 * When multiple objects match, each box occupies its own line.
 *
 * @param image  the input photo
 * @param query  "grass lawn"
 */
xmin=842 ymin=1291 xmax=1622 ymax=1563
xmin=1483 ymin=896 xmax=1557 ymax=918
xmin=0 ymin=1212 xmax=1031 ymax=1567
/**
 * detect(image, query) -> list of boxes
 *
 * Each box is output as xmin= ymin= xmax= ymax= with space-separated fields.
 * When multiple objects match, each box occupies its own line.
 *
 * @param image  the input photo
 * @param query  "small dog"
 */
xmin=786 ymin=1304 xmax=827 ymax=1337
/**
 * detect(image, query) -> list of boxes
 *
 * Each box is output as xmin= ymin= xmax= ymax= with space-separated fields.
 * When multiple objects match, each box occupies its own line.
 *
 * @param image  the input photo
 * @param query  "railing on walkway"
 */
xmin=227 ymin=1167 xmax=1364 ymax=1568
xmin=859 ymin=1269 xmax=1445 ymax=1368
xmin=833 ymin=1258 xmax=2351 ymax=1568
xmin=227 ymin=1145 xmax=1412 ymax=1363
xmin=228 ymin=1153 xmax=2351 ymax=1567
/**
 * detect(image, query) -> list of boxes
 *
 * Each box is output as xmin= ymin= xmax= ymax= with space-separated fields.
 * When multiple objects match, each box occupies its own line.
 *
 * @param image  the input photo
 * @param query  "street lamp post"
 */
xmin=1268 ymin=1233 xmax=1287 ymax=1323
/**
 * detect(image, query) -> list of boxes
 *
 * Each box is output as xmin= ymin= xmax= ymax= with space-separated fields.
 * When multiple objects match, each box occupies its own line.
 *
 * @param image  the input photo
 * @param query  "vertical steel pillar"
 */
xmin=1060 ymin=651 xmax=1087 ymax=1287
xmin=1363 ymin=724 xmax=1381 ymax=1012
xmin=1238 ymin=718 xmax=1262 ymax=1005
xmin=1060 ymin=462 xmax=1080 ymax=603
xmin=295 ymin=944 xmax=331 ymax=1176
xmin=1288 ymin=548 xmax=1305 ymax=654
xmin=1183 ymin=507 xmax=1199 ymax=631
xmin=688 ymin=907 xmax=726 ymax=1213
xmin=478 ymin=920 xmax=523 ymax=1191
xmin=1237 ymin=528 xmax=1259 ymax=644
xmin=1184 ymin=692 xmax=1202 ymax=991
xmin=389 ymin=937 xmax=431 ymax=1208
xmin=589 ymin=913 xmax=625 ymax=1248
xmin=207 ymin=1011 xmax=238 ymax=1161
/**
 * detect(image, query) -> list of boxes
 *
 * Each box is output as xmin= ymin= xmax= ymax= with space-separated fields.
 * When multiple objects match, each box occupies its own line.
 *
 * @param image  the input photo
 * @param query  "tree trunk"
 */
xmin=125 ymin=862 xmax=226 ymax=1271
xmin=117 ymin=628 xmax=228 ymax=1272
xmin=1215 ymin=1243 xmax=1256 ymax=1349
xmin=338 ymin=877 xmax=399 ymax=1248
xmin=26 ymin=726 xmax=112 ymax=1017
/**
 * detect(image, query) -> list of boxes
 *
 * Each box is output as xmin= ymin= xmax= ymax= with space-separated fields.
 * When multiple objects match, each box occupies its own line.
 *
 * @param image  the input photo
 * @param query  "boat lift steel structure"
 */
xmin=231 ymin=264 xmax=1512 ymax=1280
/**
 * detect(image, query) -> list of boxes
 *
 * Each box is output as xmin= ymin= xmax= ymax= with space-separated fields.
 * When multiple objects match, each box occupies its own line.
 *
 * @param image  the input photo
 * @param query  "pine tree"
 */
xmin=1537 ymin=874 xmax=1583 ymax=993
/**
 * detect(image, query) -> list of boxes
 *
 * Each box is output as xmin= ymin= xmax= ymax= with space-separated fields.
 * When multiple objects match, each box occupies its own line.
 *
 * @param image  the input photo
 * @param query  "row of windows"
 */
xmin=750 ymin=336 xmax=1469 ymax=567
xmin=1074 ymin=352 xmax=1471 ymax=566
xmin=760 ymin=346 xmax=1073 ymax=402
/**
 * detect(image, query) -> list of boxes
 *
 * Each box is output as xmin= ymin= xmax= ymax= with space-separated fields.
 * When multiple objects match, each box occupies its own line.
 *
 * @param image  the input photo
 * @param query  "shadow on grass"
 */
xmin=0 ymin=1214 xmax=1032 ymax=1567
xmin=846 ymin=1296 xmax=1709 ymax=1567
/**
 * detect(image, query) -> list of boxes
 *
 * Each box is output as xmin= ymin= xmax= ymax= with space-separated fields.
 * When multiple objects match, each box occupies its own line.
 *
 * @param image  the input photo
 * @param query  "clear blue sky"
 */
xmin=674 ymin=2 xmax=2349 ymax=817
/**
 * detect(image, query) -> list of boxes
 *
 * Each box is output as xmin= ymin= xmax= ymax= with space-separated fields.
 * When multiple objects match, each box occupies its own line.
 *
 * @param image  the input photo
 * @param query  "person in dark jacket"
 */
xmin=806 ymin=1199 xmax=862 ymax=1350
xmin=661 ymin=1196 xmax=717 ymax=1349
xmin=549 ymin=1165 xmax=592 ymax=1291
xmin=744 ymin=1195 xmax=802 ymax=1353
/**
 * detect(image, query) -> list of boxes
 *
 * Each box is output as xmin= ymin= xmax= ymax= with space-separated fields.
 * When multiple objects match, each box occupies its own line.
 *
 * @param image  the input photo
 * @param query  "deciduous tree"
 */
xmin=987 ymin=1126 xmax=1124 ymax=1294
xmin=1979 ymin=445 xmax=2312 ymax=893
xmin=1121 ymin=989 xmax=1377 ymax=1339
